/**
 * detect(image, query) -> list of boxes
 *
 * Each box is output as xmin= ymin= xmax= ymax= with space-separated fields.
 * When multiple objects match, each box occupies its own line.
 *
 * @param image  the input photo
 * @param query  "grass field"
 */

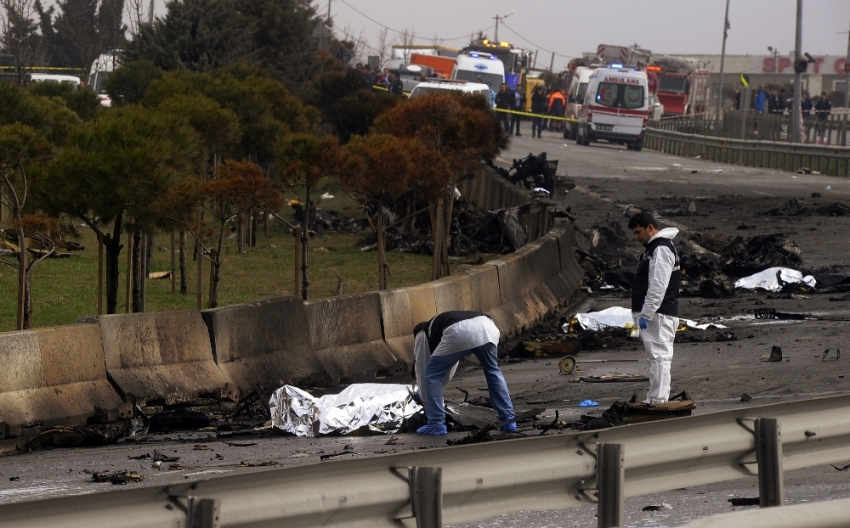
xmin=0 ymin=182 xmax=494 ymax=332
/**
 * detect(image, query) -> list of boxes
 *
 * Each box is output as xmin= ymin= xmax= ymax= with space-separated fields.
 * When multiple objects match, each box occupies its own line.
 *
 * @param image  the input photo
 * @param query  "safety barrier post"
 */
xmin=597 ymin=443 xmax=624 ymax=528
xmin=187 ymin=497 xmax=220 ymax=528
xmin=755 ymin=418 xmax=784 ymax=507
xmin=410 ymin=466 xmax=442 ymax=528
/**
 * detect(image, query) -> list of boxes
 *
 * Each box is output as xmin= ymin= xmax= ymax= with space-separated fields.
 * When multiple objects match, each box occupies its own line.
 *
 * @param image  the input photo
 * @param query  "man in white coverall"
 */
xmin=413 ymin=311 xmax=516 ymax=436
xmin=628 ymin=213 xmax=680 ymax=404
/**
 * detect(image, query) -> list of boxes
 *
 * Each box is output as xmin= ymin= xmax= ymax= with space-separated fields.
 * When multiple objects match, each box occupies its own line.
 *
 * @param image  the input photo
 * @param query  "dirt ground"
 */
xmin=1 ymin=137 xmax=850 ymax=527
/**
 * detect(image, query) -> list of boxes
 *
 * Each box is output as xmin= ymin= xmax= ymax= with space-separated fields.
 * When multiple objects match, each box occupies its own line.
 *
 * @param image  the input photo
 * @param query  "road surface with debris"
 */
xmin=1 ymin=130 xmax=849 ymax=527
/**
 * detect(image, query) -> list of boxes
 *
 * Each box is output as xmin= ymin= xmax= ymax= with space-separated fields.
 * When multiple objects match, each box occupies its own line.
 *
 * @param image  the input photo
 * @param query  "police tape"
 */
xmin=493 ymin=107 xmax=577 ymax=122
xmin=369 ymin=84 xmax=577 ymax=122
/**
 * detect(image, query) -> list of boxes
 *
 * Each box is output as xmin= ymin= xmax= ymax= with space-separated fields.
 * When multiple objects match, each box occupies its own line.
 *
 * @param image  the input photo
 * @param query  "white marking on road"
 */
xmin=752 ymin=191 xmax=776 ymax=197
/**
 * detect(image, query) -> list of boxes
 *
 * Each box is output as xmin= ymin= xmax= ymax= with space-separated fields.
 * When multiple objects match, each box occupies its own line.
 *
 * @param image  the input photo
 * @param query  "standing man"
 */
xmin=413 ymin=310 xmax=516 ymax=436
xmin=388 ymin=72 xmax=404 ymax=96
xmin=494 ymin=83 xmax=513 ymax=133
xmin=531 ymin=85 xmax=547 ymax=138
xmin=510 ymin=86 xmax=526 ymax=137
xmin=815 ymin=92 xmax=832 ymax=144
xmin=628 ymin=213 xmax=680 ymax=405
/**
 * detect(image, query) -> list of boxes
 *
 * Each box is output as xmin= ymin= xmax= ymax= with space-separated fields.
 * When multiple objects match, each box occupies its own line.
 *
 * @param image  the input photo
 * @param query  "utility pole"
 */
xmin=791 ymin=0 xmax=803 ymax=143
xmin=845 ymin=13 xmax=850 ymax=108
xmin=714 ymin=0 xmax=730 ymax=136
xmin=493 ymin=11 xmax=513 ymax=42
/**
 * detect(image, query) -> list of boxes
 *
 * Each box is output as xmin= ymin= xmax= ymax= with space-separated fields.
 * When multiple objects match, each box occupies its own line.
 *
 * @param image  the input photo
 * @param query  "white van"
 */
xmin=564 ymin=65 xmax=595 ymax=139
xmin=451 ymin=52 xmax=505 ymax=92
xmin=30 ymin=74 xmax=82 ymax=88
xmin=576 ymin=67 xmax=649 ymax=151
xmin=408 ymin=79 xmax=491 ymax=105
xmin=87 ymin=51 xmax=122 ymax=107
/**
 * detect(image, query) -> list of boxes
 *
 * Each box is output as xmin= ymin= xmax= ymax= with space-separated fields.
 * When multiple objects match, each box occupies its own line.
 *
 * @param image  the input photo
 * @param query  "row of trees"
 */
xmin=1 ymin=59 xmax=507 ymax=330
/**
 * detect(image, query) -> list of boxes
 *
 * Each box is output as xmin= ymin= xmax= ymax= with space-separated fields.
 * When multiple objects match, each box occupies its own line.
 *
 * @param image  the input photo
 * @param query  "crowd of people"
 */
xmin=735 ymin=85 xmax=834 ymax=144
xmin=494 ymin=82 xmax=569 ymax=138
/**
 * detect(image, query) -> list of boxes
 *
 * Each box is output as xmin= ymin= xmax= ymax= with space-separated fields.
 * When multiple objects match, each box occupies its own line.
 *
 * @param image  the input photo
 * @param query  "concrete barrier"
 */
xmin=487 ymin=242 xmax=551 ymax=337
xmin=202 ymin=296 xmax=330 ymax=395
xmin=551 ymin=222 xmax=585 ymax=305
xmin=378 ymin=285 xmax=438 ymax=367
xmin=0 ymin=324 xmax=127 ymax=440
xmin=96 ymin=311 xmax=236 ymax=408
xmin=305 ymin=292 xmax=405 ymax=384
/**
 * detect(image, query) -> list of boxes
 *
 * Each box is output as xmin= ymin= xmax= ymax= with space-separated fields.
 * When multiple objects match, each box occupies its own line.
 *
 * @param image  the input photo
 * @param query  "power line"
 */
xmin=499 ymin=20 xmax=573 ymax=60
xmin=335 ymin=0 xmax=491 ymax=43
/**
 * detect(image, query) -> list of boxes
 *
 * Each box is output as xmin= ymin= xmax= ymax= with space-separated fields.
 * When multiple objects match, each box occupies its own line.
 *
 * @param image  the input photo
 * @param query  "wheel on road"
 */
xmin=582 ymin=129 xmax=591 ymax=146
xmin=633 ymin=138 xmax=643 ymax=152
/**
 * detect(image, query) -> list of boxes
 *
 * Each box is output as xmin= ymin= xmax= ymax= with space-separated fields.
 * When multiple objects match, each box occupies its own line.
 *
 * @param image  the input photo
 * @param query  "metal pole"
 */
xmin=597 ymin=443 xmax=624 ymax=528
xmin=756 ymin=418 xmax=784 ymax=507
xmin=791 ymin=0 xmax=803 ymax=143
xmin=409 ymin=467 xmax=442 ymax=528
xmin=170 ymin=230 xmax=176 ymax=294
xmin=294 ymin=226 xmax=302 ymax=299
xmin=196 ymin=244 xmax=203 ymax=311
xmin=97 ymin=232 xmax=103 ymax=315
xmin=714 ymin=0 xmax=731 ymax=136
xmin=844 ymin=13 xmax=850 ymax=108
xmin=494 ymin=15 xmax=499 ymax=41
xmin=17 ymin=233 xmax=26 ymax=330
xmin=125 ymin=234 xmax=132 ymax=314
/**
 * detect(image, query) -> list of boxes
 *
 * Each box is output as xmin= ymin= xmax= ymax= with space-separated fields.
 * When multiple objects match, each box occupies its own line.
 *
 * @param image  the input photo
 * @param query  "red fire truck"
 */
xmin=649 ymin=56 xmax=710 ymax=117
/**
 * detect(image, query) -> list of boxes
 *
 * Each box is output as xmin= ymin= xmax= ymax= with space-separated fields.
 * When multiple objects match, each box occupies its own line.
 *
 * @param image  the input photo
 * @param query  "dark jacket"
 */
xmin=631 ymin=238 xmax=681 ymax=318
xmin=531 ymin=91 xmax=548 ymax=114
xmin=815 ymin=98 xmax=832 ymax=121
xmin=414 ymin=311 xmax=488 ymax=354
xmin=494 ymin=89 xmax=513 ymax=110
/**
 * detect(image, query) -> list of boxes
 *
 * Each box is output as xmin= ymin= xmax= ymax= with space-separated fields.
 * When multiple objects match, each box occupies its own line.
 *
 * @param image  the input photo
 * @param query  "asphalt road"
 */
xmin=2 ymin=127 xmax=849 ymax=527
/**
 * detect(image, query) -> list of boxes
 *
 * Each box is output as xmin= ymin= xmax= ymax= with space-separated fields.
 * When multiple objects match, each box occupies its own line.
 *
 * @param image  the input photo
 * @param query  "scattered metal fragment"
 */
xmin=89 ymin=470 xmax=144 ymax=485
xmin=224 ymin=442 xmax=258 ymax=447
xmin=728 ymin=497 xmax=760 ymax=506
xmin=830 ymin=463 xmax=850 ymax=471
xmin=127 ymin=453 xmax=151 ymax=460
xmin=239 ymin=461 xmax=278 ymax=467
xmin=642 ymin=503 xmax=672 ymax=511
xmin=8 ymin=476 xmax=20 ymax=481
xmin=579 ymin=374 xmax=649 ymax=383
xmin=740 ymin=394 xmax=752 ymax=402
xmin=766 ymin=346 xmax=783 ymax=362
xmin=153 ymin=450 xmax=180 ymax=462
xmin=447 ymin=408 xmax=544 ymax=445
xmin=193 ymin=445 xmax=211 ymax=450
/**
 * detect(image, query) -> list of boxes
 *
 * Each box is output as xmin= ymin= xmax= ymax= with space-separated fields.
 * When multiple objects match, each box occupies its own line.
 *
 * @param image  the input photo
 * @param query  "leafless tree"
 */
xmin=0 ymin=0 xmax=46 ymax=78
xmin=397 ymin=28 xmax=415 ymax=63
xmin=339 ymin=24 xmax=367 ymax=65
xmin=374 ymin=27 xmax=389 ymax=69
xmin=125 ymin=0 xmax=155 ymax=37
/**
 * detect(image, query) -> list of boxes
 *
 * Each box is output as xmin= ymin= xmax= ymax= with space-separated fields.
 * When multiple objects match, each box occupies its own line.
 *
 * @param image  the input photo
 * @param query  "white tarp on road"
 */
xmin=269 ymin=383 xmax=421 ymax=438
xmin=734 ymin=267 xmax=816 ymax=292
xmin=573 ymin=306 xmax=727 ymax=333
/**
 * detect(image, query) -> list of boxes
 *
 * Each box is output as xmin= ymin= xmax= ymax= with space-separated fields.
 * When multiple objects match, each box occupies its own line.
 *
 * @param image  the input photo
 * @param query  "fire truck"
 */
xmin=648 ymin=56 xmax=710 ymax=117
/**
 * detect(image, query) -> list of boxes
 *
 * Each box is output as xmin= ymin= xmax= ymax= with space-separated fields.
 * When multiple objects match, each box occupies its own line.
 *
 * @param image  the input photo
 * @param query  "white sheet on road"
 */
xmin=734 ymin=267 xmax=816 ymax=292
xmin=269 ymin=383 xmax=421 ymax=438
xmin=573 ymin=306 xmax=727 ymax=334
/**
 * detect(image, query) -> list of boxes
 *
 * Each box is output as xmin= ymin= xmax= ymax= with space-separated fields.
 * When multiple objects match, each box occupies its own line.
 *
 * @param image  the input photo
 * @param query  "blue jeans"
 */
xmin=424 ymin=342 xmax=514 ymax=426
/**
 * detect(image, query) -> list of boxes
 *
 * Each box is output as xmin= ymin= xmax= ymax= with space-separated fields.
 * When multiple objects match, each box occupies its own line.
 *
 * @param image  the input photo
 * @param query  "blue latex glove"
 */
xmin=417 ymin=424 xmax=447 ymax=436
xmin=639 ymin=317 xmax=649 ymax=330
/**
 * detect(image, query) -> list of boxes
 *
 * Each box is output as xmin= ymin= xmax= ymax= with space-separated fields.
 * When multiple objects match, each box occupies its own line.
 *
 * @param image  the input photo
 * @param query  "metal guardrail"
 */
xmin=681 ymin=496 xmax=850 ymax=528
xmin=645 ymin=127 xmax=850 ymax=177
xmin=1 ymin=394 xmax=849 ymax=527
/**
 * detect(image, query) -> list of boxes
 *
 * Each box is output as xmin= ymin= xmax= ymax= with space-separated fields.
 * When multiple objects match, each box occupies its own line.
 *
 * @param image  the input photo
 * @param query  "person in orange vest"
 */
xmin=547 ymin=89 xmax=566 ymax=132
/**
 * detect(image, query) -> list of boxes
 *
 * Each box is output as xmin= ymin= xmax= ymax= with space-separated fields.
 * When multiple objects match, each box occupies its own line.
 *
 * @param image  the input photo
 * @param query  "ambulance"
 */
xmin=576 ymin=66 xmax=649 ymax=151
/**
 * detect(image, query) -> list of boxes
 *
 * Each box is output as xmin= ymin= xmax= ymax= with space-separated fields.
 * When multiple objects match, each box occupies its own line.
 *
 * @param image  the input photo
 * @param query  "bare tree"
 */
xmin=0 ymin=0 xmax=46 ymax=79
xmin=397 ymin=28 xmax=415 ymax=63
xmin=375 ymin=27 xmax=389 ymax=69
xmin=125 ymin=0 xmax=154 ymax=37
xmin=339 ymin=24 xmax=367 ymax=65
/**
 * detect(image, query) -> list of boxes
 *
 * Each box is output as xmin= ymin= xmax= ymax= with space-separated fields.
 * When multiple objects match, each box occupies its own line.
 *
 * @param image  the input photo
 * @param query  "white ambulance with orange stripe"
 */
xmin=575 ymin=66 xmax=649 ymax=151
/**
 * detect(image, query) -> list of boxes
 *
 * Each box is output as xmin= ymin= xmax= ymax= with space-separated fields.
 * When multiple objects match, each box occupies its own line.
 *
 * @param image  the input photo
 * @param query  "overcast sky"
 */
xmin=323 ymin=0 xmax=850 ymax=69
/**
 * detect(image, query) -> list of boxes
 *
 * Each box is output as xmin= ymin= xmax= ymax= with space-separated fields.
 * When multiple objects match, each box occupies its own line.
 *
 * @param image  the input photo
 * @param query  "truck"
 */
xmin=87 ymin=51 xmax=122 ymax=107
xmin=409 ymin=53 xmax=455 ymax=79
xmin=595 ymin=44 xmax=652 ymax=70
xmin=460 ymin=39 xmax=533 ymax=110
xmin=648 ymin=56 xmax=710 ymax=117
xmin=452 ymin=51 xmax=505 ymax=93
